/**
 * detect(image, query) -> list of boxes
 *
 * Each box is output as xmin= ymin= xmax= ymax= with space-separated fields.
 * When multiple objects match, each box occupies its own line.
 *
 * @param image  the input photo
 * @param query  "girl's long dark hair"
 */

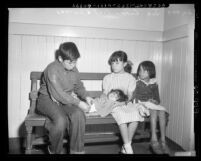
xmin=108 ymin=50 xmax=133 ymax=73
xmin=137 ymin=61 xmax=156 ymax=79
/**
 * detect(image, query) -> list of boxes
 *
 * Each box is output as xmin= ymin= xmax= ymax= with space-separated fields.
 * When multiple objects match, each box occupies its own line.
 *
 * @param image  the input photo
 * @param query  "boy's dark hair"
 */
xmin=137 ymin=61 xmax=156 ymax=79
xmin=109 ymin=89 xmax=128 ymax=102
xmin=108 ymin=50 xmax=132 ymax=73
xmin=55 ymin=42 xmax=80 ymax=61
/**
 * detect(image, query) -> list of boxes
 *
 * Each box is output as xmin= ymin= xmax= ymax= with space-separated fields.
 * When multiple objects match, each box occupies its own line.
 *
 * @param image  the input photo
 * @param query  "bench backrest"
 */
xmin=29 ymin=72 xmax=137 ymax=114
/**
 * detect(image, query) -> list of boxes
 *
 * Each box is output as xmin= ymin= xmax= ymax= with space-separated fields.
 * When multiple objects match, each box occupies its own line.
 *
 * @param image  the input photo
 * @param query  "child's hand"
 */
xmin=78 ymin=101 xmax=90 ymax=112
xmin=136 ymin=104 xmax=150 ymax=117
xmin=86 ymin=97 xmax=94 ymax=106
xmin=148 ymin=99 xmax=158 ymax=105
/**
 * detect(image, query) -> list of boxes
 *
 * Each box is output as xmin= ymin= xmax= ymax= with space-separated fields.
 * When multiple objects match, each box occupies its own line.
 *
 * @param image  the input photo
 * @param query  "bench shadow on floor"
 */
xmin=9 ymin=136 xmax=184 ymax=156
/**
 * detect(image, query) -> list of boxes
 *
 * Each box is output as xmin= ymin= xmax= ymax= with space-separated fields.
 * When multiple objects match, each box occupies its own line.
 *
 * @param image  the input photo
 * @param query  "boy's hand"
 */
xmin=86 ymin=97 xmax=94 ymax=106
xmin=78 ymin=101 xmax=90 ymax=112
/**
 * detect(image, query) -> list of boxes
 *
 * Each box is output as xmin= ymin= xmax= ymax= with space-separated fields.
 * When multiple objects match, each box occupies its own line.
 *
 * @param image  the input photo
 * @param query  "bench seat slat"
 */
xmin=26 ymin=113 xmax=150 ymax=126
xmin=25 ymin=113 xmax=117 ymax=125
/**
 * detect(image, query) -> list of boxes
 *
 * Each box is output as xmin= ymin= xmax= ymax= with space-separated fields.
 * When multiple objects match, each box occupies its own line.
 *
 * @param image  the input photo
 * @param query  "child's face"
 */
xmin=111 ymin=59 xmax=126 ymax=73
xmin=59 ymin=57 xmax=77 ymax=71
xmin=59 ymin=56 xmax=77 ymax=70
xmin=108 ymin=92 xmax=119 ymax=101
xmin=139 ymin=66 xmax=149 ymax=80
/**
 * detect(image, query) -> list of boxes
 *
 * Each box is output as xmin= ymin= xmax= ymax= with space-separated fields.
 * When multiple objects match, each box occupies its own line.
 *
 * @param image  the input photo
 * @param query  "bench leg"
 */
xmin=25 ymin=125 xmax=33 ymax=154
xmin=141 ymin=121 xmax=146 ymax=131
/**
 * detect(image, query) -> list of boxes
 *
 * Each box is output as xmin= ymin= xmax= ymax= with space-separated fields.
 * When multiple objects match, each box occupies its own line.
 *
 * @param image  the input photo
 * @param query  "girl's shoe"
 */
xmin=121 ymin=146 xmax=126 ymax=154
xmin=124 ymin=144 xmax=134 ymax=154
xmin=150 ymin=141 xmax=163 ymax=154
xmin=160 ymin=141 xmax=170 ymax=155
xmin=120 ymin=144 xmax=134 ymax=154
xmin=47 ymin=145 xmax=54 ymax=154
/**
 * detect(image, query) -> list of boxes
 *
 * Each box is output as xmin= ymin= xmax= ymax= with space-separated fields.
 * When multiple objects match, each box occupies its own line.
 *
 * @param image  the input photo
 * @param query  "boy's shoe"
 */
xmin=160 ymin=141 xmax=170 ymax=155
xmin=47 ymin=145 xmax=66 ymax=154
xmin=150 ymin=141 xmax=163 ymax=154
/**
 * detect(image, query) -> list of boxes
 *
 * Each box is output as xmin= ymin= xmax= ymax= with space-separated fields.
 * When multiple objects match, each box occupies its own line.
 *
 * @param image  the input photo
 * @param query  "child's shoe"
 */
xmin=47 ymin=145 xmax=54 ymax=154
xmin=120 ymin=143 xmax=134 ymax=154
xmin=150 ymin=141 xmax=163 ymax=154
xmin=124 ymin=143 xmax=134 ymax=154
xmin=160 ymin=141 xmax=170 ymax=155
xmin=120 ymin=146 xmax=126 ymax=154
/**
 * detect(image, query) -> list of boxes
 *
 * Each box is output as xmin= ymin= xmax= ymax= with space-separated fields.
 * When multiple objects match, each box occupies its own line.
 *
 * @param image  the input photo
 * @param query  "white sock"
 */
xmin=124 ymin=143 xmax=133 ymax=154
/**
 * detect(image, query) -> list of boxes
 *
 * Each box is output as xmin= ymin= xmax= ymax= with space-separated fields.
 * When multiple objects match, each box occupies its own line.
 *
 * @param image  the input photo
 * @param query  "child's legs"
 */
xmin=36 ymin=94 xmax=67 ymax=154
xmin=128 ymin=121 xmax=139 ymax=142
xmin=62 ymin=104 xmax=86 ymax=153
xmin=118 ymin=123 xmax=129 ymax=144
xmin=119 ymin=123 xmax=135 ymax=154
xmin=150 ymin=110 xmax=158 ymax=142
xmin=158 ymin=110 xmax=166 ymax=142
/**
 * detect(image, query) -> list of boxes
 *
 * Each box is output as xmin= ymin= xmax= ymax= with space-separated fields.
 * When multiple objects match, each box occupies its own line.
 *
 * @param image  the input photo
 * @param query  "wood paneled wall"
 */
xmin=160 ymin=24 xmax=194 ymax=151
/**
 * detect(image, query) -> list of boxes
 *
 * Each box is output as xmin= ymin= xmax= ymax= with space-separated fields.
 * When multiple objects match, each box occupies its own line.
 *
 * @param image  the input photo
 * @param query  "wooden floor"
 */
xmin=9 ymin=123 xmax=186 ymax=156
xmin=9 ymin=137 xmax=185 ymax=156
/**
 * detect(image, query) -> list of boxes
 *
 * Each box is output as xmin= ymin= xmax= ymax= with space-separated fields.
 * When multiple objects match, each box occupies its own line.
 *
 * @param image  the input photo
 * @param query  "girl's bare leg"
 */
xmin=158 ymin=111 xmax=166 ymax=142
xmin=158 ymin=111 xmax=170 ymax=154
xmin=128 ymin=121 xmax=139 ymax=142
xmin=150 ymin=110 xmax=163 ymax=154
xmin=150 ymin=110 xmax=158 ymax=142
xmin=119 ymin=123 xmax=129 ymax=144
xmin=119 ymin=123 xmax=133 ymax=154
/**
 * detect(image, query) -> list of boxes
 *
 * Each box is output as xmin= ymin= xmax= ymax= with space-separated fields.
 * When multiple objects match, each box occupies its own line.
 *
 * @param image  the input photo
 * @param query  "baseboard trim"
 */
xmin=166 ymin=137 xmax=185 ymax=151
xmin=9 ymin=137 xmax=25 ymax=154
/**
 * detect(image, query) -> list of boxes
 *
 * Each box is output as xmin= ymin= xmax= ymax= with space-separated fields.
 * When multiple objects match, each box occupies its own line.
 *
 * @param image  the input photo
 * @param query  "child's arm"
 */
xmin=149 ymin=99 xmax=159 ymax=105
xmin=131 ymin=88 xmax=139 ymax=103
xmin=149 ymin=83 xmax=160 ymax=105
xmin=102 ymin=76 xmax=110 ymax=95
xmin=127 ymin=76 xmax=137 ymax=101
xmin=78 ymin=101 xmax=90 ymax=112
xmin=46 ymin=68 xmax=80 ymax=106
xmin=73 ymin=67 xmax=89 ymax=100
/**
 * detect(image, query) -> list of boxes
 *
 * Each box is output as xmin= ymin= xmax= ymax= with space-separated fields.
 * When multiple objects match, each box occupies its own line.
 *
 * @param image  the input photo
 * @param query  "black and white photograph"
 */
xmin=6 ymin=3 xmax=198 ymax=157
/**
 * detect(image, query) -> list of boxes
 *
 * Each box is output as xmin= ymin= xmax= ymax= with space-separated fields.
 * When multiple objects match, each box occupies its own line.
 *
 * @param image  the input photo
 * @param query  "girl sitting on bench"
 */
xmin=101 ymin=51 xmax=145 ymax=154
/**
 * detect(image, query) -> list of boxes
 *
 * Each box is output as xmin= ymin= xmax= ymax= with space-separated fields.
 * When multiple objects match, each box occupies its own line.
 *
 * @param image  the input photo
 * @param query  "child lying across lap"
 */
xmin=88 ymin=89 xmax=128 ymax=117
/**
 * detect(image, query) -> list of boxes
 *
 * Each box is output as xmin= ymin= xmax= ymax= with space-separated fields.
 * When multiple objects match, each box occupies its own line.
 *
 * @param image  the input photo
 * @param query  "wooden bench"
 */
xmin=24 ymin=72 xmax=150 ymax=154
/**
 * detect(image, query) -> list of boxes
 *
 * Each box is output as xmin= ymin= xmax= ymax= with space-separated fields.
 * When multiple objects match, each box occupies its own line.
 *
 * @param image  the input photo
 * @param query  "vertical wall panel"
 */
xmin=45 ymin=36 xmax=56 ymax=65
xmin=161 ymin=36 xmax=193 ymax=151
xmin=175 ymin=39 xmax=183 ymax=144
xmin=171 ymin=40 xmax=178 ymax=142
xmin=8 ymin=35 xmax=22 ymax=137
xmin=180 ymin=39 xmax=187 ymax=145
